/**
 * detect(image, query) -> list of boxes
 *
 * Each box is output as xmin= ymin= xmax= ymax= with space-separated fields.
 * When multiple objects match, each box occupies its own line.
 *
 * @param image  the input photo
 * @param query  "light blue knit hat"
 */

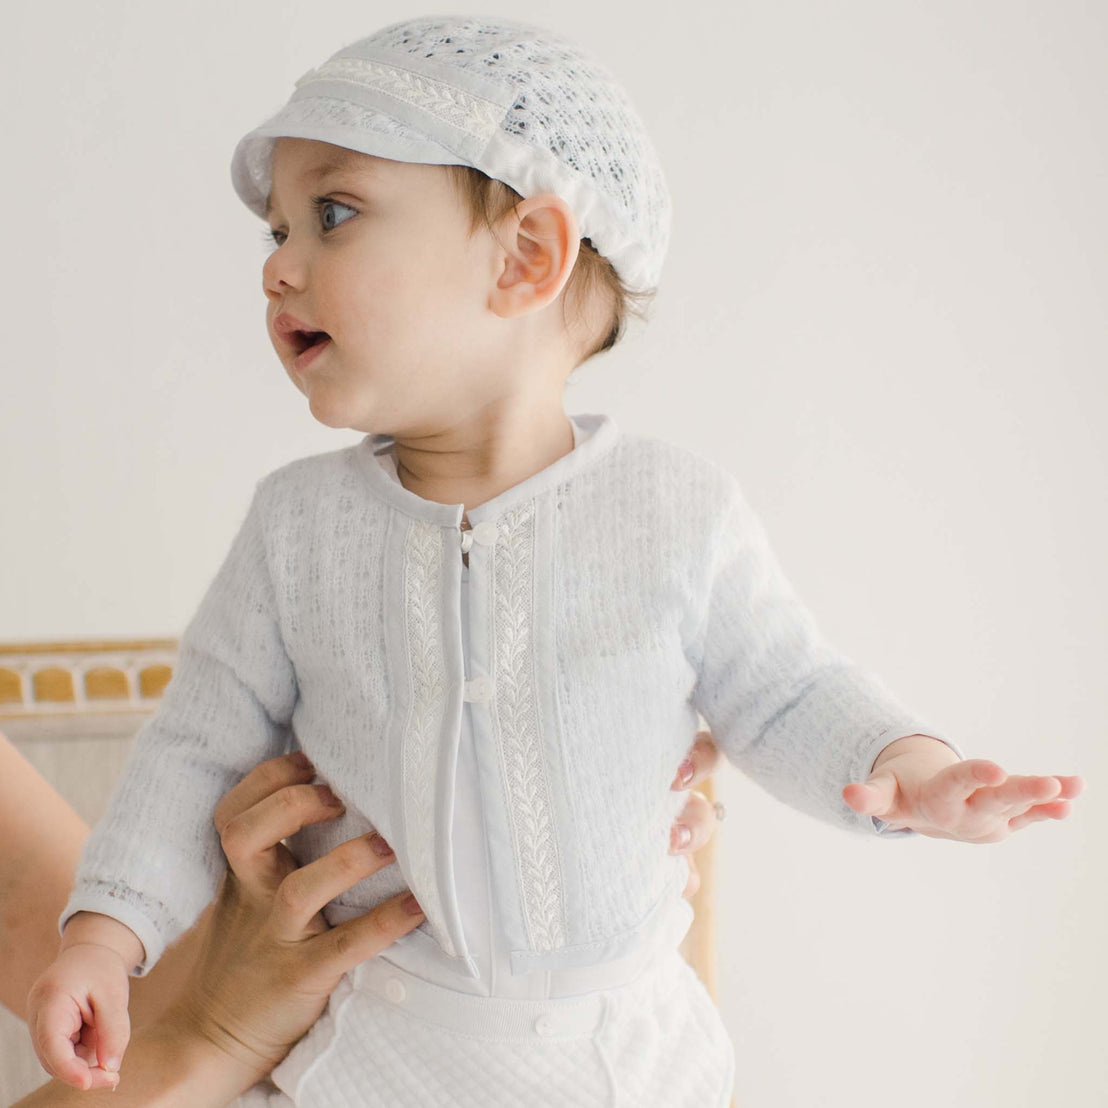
xmin=230 ymin=14 xmax=671 ymax=294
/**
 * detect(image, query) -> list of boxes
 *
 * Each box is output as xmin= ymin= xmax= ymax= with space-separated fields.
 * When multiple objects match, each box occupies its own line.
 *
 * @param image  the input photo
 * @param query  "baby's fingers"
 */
xmin=90 ymin=991 xmax=131 ymax=1077
xmin=1008 ymin=798 xmax=1073 ymax=833
xmin=30 ymin=994 xmax=95 ymax=1090
xmin=74 ymin=1018 xmax=103 ymax=1067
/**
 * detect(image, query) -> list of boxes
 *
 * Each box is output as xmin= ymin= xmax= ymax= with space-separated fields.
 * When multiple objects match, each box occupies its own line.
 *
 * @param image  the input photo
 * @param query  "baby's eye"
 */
xmin=315 ymin=197 xmax=357 ymax=232
xmin=262 ymin=198 xmax=357 ymax=250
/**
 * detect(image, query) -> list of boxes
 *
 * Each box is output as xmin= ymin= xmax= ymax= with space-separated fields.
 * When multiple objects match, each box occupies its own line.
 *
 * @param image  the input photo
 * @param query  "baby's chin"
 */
xmin=301 ymin=382 xmax=373 ymax=431
xmin=279 ymin=358 xmax=378 ymax=431
xmin=306 ymin=393 xmax=358 ymax=429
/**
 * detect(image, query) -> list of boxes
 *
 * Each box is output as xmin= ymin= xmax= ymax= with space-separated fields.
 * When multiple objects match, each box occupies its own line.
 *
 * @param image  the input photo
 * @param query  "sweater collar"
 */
xmin=354 ymin=412 xmax=619 ymax=526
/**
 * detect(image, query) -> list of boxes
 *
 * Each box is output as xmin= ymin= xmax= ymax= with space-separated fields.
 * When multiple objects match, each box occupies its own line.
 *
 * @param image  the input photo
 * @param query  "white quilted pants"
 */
xmin=230 ymin=948 xmax=734 ymax=1107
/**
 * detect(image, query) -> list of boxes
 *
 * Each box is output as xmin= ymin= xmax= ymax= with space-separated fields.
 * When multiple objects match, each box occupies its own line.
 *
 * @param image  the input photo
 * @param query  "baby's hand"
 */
xmin=26 ymin=942 xmax=131 ymax=1091
xmin=843 ymin=738 xmax=1086 ymax=843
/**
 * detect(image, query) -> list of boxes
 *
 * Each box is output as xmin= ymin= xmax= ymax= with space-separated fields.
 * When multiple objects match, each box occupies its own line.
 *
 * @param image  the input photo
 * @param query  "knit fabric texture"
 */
xmin=230 ymin=14 xmax=672 ymax=294
xmin=60 ymin=414 xmax=964 ymax=979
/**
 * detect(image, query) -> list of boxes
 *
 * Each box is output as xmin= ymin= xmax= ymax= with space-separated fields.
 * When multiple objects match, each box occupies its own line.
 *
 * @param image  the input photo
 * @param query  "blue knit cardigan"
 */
xmin=61 ymin=412 xmax=964 ymax=978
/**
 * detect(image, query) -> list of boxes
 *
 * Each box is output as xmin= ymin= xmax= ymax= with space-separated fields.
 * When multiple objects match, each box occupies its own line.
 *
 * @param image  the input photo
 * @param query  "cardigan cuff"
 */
xmin=59 ymin=891 xmax=165 ymax=978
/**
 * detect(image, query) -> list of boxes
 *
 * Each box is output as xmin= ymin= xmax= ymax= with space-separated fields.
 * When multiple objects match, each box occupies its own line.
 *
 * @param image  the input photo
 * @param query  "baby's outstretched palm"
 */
xmin=844 ymin=756 xmax=1085 ymax=843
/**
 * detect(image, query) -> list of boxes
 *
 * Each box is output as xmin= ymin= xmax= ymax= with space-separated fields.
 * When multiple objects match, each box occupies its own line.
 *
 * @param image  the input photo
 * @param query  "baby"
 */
xmin=26 ymin=15 xmax=1081 ymax=1108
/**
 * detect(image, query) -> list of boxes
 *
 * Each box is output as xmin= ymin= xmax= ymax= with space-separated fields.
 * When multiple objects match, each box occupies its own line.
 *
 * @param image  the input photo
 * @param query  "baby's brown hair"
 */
xmin=445 ymin=165 xmax=657 ymax=368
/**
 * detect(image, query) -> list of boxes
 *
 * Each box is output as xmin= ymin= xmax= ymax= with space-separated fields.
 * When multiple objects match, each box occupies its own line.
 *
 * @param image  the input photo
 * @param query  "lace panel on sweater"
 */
xmin=401 ymin=517 xmax=454 ymax=955
xmin=490 ymin=499 xmax=568 ymax=952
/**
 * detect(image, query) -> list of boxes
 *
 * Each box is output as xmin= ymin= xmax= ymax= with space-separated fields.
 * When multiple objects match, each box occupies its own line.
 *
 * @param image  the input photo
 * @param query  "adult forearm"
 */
xmin=128 ymin=903 xmax=214 ymax=1028
xmin=0 ymin=733 xmax=89 ymax=1020
xmin=12 ymin=1019 xmax=268 ymax=1108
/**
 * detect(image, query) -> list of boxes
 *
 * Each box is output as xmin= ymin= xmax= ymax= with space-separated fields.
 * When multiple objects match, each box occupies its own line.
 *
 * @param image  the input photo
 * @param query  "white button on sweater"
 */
xmin=62 ymin=411 xmax=964 ymax=986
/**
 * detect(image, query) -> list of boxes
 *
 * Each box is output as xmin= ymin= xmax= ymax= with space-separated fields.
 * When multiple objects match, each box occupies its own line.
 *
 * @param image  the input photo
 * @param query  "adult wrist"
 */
xmin=159 ymin=995 xmax=281 ymax=1090
xmin=131 ymin=1014 xmax=273 ymax=1105
xmin=12 ymin=1019 xmax=267 ymax=1108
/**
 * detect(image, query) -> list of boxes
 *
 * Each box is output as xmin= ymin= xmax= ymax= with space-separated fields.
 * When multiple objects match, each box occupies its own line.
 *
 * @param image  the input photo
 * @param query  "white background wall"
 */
xmin=2 ymin=2 xmax=1104 ymax=1104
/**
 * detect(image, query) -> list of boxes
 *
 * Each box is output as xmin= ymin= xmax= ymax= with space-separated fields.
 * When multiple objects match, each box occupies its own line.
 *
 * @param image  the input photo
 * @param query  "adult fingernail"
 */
xmin=291 ymin=751 xmax=313 ymax=771
xmin=671 ymin=824 xmax=692 ymax=850
xmin=402 ymin=893 xmax=424 ymax=915
xmin=673 ymin=760 xmax=695 ymax=789
xmin=367 ymin=832 xmax=394 ymax=857
xmin=316 ymin=784 xmax=343 ymax=807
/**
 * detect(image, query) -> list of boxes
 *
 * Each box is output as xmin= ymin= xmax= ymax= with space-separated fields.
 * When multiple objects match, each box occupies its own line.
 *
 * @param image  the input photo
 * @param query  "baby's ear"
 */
xmin=489 ymin=194 xmax=581 ymax=320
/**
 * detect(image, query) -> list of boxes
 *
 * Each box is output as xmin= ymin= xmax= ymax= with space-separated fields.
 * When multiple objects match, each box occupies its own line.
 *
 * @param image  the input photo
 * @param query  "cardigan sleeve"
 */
xmin=59 ymin=475 xmax=299 ymax=974
xmin=687 ymin=473 xmax=965 ymax=837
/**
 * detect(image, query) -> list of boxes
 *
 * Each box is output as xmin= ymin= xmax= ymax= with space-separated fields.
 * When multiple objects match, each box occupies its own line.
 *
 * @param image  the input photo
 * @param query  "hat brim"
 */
xmin=230 ymin=100 xmax=473 ymax=221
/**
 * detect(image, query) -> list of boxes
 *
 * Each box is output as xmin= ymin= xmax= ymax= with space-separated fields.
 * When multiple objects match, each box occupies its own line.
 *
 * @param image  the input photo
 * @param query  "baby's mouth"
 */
xmin=290 ymin=329 xmax=332 ymax=354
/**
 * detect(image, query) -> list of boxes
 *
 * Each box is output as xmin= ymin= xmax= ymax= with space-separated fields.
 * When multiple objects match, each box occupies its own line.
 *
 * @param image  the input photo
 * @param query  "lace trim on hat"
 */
xmin=296 ymin=57 xmax=505 ymax=141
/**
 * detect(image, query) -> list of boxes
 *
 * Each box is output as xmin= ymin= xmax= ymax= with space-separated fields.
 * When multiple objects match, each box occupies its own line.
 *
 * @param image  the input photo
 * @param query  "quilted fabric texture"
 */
xmin=230 ymin=13 xmax=672 ymax=293
xmin=229 ymin=950 xmax=734 ymax=1107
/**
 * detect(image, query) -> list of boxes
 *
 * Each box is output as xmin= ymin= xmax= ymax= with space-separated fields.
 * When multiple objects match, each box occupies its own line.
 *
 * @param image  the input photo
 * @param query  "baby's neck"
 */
xmin=391 ymin=415 xmax=575 ymax=514
xmin=394 ymin=457 xmax=477 ymax=514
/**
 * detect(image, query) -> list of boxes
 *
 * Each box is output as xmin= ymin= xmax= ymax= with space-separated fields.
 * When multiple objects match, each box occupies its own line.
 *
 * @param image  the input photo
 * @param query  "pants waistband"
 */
xmin=351 ymin=947 xmax=686 ymax=1041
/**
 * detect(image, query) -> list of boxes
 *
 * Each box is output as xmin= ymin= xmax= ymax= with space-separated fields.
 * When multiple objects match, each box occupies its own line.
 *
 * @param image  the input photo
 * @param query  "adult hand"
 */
xmin=669 ymin=730 xmax=724 ymax=898
xmin=14 ymin=749 xmax=425 ymax=1106
xmin=11 ymin=750 xmax=427 ymax=1107
xmin=164 ymin=750 xmax=426 ymax=1082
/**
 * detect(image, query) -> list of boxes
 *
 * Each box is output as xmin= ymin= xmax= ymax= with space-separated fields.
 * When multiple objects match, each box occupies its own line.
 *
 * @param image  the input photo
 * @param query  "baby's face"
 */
xmin=262 ymin=137 xmax=497 ymax=434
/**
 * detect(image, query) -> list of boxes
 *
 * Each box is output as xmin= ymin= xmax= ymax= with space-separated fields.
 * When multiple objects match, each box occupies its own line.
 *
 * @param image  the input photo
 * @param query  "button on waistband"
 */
xmin=353 ymin=952 xmax=681 ymax=1041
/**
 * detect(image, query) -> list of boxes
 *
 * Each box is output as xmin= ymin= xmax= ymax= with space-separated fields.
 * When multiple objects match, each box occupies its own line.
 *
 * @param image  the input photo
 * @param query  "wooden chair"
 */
xmin=0 ymin=639 xmax=728 ymax=1106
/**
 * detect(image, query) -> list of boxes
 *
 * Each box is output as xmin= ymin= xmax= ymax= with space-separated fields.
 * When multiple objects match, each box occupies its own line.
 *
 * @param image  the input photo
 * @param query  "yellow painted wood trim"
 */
xmin=0 ymin=640 xmax=180 ymax=722
xmin=0 ymin=639 xmax=179 ymax=655
xmin=0 ymin=706 xmax=158 ymax=721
